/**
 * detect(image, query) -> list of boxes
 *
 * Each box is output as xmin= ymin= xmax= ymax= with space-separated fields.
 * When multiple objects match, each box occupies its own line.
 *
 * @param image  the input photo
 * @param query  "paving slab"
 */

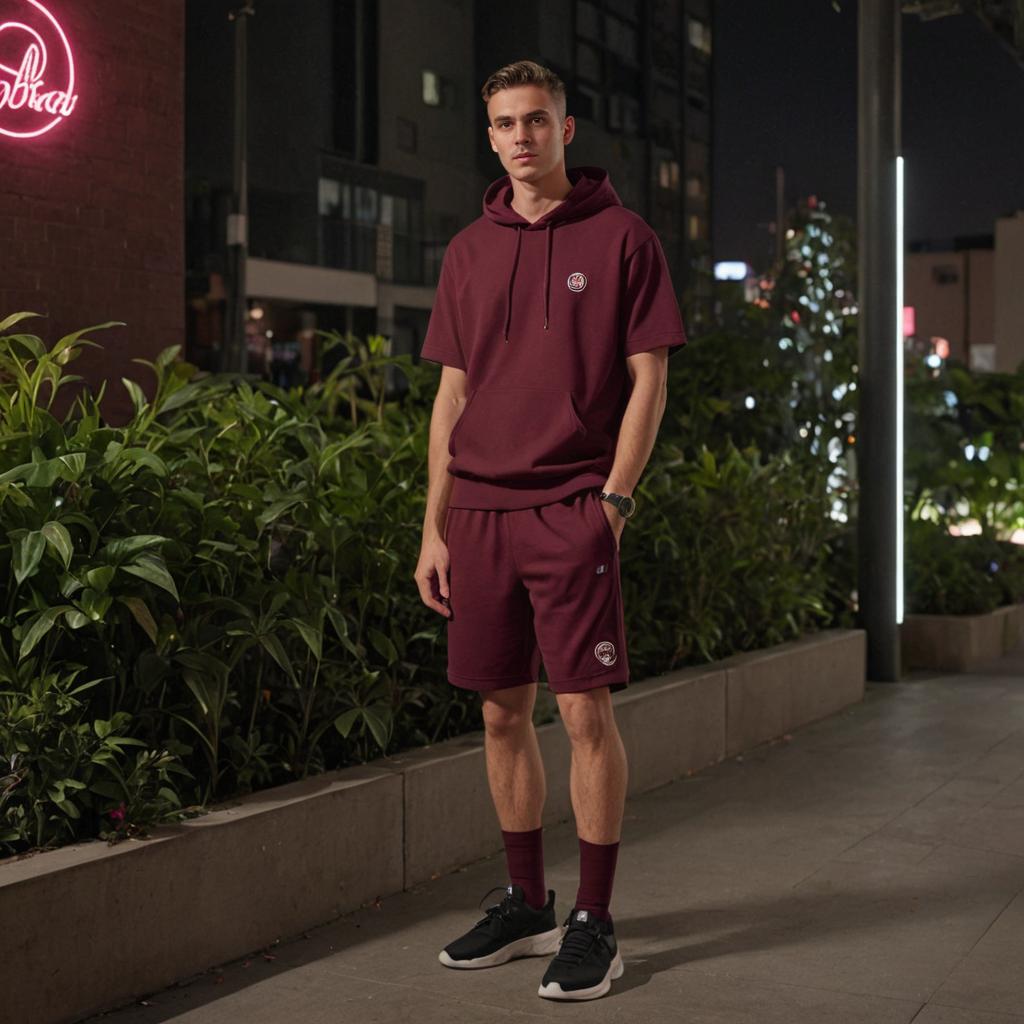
xmin=81 ymin=643 xmax=1024 ymax=1024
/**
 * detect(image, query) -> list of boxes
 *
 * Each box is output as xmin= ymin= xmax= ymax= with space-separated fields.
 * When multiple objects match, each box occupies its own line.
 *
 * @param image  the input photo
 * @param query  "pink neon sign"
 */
xmin=0 ymin=0 xmax=78 ymax=139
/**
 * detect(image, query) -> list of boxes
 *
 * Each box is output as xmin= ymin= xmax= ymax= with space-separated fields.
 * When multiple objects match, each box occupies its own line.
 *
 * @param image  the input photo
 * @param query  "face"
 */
xmin=486 ymin=84 xmax=574 ymax=181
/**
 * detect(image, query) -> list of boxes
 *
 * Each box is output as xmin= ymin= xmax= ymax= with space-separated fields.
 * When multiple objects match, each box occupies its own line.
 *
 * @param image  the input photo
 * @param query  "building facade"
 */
xmin=905 ymin=209 xmax=1024 ymax=373
xmin=0 ymin=0 xmax=184 ymax=423
xmin=185 ymin=0 xmax=714 ymax=380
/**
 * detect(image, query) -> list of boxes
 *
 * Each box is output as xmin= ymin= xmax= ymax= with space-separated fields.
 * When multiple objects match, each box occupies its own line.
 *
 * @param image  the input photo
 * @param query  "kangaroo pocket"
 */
xmin=448 ymin=386 xmax=603 ymax=484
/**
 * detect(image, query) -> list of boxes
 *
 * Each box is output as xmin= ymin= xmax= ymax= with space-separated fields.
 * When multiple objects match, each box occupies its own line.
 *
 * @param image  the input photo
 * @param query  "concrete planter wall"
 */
xmin=0 ymin=628 xmax=865 ymax=1024
xmin=902 ymin=602 xmax=1024 ymax=673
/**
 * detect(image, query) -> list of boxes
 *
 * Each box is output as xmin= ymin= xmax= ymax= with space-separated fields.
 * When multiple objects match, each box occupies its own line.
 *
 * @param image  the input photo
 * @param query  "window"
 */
xmin=318 ymin=178 xmax=340 ymax=216
xmin=573 ymin=0 xmax=645 ymax=134
xmin=608 ymin=93 xmax=640 ymax=134
xmin=576 ymin=40 xmax=603 ymax=83
xmin=422 ymin=70 xmax=441 ymax=106
xmin=575 ymin=83 xmax=601 ymax=123
xmin=354 ymin=186 xmax=377 ymax=224
xmin=658 ymin=159 xmax=680 ymax=191
xmin=333 ymin=0 xmax=377 ymax=161
xmin=651 ymin=0 xmax=680 ymax=80
xmin=687 ymin=17 xmax=712 ymax=58
xmin=605 ymin=14 xmax=637 ymax=63
xmin=576 ymin=0 xmax=602 ymax=40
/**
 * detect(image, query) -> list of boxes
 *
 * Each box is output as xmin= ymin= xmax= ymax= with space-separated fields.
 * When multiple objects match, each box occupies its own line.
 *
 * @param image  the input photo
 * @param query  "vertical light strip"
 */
xmin=895 ymin=155 xmax=905 ymax=624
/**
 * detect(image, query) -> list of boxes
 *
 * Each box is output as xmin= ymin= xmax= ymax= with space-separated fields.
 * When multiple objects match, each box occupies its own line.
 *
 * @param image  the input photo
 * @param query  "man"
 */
xmin=413 ymin=59 xmax=686 ymax=1002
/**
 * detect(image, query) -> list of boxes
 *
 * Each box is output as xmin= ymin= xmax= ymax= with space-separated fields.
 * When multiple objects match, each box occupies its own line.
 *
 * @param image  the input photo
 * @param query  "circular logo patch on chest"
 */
xmin=594 ymin=640 xmax=617 ymax=666
xmin=567 ymin=271 xmax=588 ymax=293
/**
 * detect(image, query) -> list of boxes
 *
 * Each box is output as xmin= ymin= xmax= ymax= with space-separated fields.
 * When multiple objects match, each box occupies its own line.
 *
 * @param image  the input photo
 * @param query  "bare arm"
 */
xmin=600 ymin=347 xmax=670 ymax=544
xmin=414 ymin=364 xmax=468 ymax=617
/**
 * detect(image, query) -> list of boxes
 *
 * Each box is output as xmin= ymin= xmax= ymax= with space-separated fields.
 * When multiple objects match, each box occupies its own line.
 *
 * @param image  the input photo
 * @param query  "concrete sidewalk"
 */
xmin=85 ymin=644 xmax=1024 ymax=1024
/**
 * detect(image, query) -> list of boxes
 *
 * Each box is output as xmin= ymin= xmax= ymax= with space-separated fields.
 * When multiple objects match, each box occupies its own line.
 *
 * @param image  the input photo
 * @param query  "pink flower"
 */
xmin=108 ymin=801 xmax=126 ymax=824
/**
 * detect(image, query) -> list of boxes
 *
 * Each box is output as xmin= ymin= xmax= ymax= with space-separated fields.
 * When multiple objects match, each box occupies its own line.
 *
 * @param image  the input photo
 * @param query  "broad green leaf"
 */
xmin=361 ymin=705 xmax=390 ymax=751
xmin=289 ymin=618 xmax=323 ymax=661
xmin=85 ymin=565 xmax=116 ymax=591
xmin=258 ymin=633 xmax=296 ymax=682
xmin=77 ymin=587 xmax=113 ymax=622
xmin=50 ymin=321 xmax=123 ymax=361
xmin=57 ymin=453 xmax=87 ymax=479
xmin=118 ymin=596 xmax=159 ymax=645
xmin=122 ymin=379 xmax=148 ymax=417
xmin=333 ymin=708 xmax=360 ymax=738
xmin=13 ymin=530 xmax=45 ymax=584
xmin=368 ymin=627 xmax=398 ymax=664
xmin=25 ymin=459 xmax=61 ymax=488
xmin=41 ymin=521 xmax=73 ymax=569
xmin=0 ymin=311 xmax=42 ymax=332
xmin=121 ymin=554 xmax=180 ymax=601
xmin=100 ymin=535 xmax=169 ymax=561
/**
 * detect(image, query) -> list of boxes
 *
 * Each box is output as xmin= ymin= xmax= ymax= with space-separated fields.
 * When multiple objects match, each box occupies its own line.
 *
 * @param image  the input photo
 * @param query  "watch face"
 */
xmin=619 ymin=495 xmax=636 ymax=517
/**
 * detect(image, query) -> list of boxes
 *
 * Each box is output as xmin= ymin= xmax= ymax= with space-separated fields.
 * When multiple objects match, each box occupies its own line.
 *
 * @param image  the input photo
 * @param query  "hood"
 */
xmin=481 ymin=165 xmax=622 ymax=341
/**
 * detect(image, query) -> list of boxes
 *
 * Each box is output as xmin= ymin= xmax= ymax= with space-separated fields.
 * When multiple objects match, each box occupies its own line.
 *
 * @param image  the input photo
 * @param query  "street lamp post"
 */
xmin=224 ymin=2 xmax=255 ymax=375
xmin=857 ymin=0 xmax=904 ymax=681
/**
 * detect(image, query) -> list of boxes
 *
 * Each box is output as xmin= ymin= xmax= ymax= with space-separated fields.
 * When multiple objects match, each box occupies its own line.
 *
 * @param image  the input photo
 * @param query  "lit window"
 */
xmin=687 ymin=18 xmax=712 ymax=57
xmin=423 ymin=70 xmax=441 ymax=106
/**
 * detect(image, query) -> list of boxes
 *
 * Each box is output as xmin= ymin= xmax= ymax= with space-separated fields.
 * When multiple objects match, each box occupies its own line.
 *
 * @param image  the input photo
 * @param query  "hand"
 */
xmin=600 ymin=500 xmax=624 ymax=551
xmin=414 ymin=534 xmax=452 ymax=617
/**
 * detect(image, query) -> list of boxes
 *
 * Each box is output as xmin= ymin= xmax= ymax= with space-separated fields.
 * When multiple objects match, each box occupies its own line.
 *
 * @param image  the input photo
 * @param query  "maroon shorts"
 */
xmin=441 ymin=486 xmax=629 ymax=695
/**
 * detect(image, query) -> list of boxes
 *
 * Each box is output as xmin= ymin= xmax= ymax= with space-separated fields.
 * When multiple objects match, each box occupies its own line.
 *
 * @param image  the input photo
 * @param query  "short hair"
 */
xmin=481 ymin=60 xmax=567 ymax=123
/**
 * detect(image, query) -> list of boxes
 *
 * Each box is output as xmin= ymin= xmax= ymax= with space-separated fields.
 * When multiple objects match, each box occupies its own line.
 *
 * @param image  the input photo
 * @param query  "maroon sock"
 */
xmin=575 ymin=837 xmax=620 ymax=922
xmin=501 ymin=826 xmax=547 ymax=910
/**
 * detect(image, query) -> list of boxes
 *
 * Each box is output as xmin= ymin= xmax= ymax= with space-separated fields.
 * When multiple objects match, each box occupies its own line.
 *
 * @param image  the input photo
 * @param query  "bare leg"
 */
xmin=556 ymin=687 xmax=628 ymax=843
xmin=481 ymin=683 xmax=546 ymax=831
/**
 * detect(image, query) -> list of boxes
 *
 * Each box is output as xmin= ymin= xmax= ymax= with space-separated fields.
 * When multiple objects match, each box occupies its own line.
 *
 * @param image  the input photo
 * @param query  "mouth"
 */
xmin=514 ymin=153 xmax=536 ymax=161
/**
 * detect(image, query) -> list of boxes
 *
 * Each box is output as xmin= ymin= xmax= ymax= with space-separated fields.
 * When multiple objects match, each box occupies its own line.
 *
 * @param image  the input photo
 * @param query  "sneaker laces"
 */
xmin=553 ymin=916 xmax=601 ymax=965
xmin=472 ymin=885 xmax=517 ymax=931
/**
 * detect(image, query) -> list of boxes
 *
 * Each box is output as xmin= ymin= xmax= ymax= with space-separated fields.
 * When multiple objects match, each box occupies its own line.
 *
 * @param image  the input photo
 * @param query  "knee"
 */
xmin=558 ymin=694 xmax=611 ymax=748
xmin=482 ymin=697 xmax=534 ymax=741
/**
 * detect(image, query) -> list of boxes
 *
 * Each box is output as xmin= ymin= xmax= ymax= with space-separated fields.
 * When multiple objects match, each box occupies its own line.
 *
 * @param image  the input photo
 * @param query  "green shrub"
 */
xmin=906 ymin=358 xmax=1024 ymax=541
xmin=905 ymin=519 xmax=1024 ymax=615
xmin=0 ymin=311 xmax=847 ymax=858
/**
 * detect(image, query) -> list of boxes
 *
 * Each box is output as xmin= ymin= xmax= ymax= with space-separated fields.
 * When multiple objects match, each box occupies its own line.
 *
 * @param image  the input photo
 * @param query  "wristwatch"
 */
xmin=599 ymin=491 xmax=636 ymax=519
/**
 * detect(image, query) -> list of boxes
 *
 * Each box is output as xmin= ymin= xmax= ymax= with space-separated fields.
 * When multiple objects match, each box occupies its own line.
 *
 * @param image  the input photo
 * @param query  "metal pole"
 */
xmin=774 ymin=165 xmax=784 ymax=269
xmin=224 ymin=3 xmax=255 ymax=375
xmin=857 ymin=0 xmax=903 ymax=681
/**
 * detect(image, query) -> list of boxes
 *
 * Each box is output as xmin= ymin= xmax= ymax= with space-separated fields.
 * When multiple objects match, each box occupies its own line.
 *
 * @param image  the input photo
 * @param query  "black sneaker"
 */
xmin=537 ymin=907 xmax=624 ymax=1000
xmin=438 ymin=883 xmax=563 ymax=969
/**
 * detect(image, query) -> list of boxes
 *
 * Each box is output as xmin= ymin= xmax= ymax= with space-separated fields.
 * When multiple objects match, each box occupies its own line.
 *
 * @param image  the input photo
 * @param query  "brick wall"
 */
xmin=0 ymin=0 xmax=184 ymax=424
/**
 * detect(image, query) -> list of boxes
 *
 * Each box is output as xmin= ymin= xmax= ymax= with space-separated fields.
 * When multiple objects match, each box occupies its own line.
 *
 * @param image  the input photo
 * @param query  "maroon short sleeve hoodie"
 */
xmin=421 ymin=164 xmax=687 ymax=510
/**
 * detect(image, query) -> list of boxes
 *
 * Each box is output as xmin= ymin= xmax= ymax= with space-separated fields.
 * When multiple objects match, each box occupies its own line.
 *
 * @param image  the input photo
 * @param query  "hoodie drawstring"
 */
xmin=503 ymin=222 xmax=554 ymax=342
xmin=503 ymin=224 xmax=522 ymax=343
xmin=543 ymin=222 xmax=552 ymax=331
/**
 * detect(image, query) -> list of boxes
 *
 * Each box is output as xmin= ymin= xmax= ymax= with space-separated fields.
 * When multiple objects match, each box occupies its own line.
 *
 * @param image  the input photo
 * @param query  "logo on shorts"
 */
xmin=594 ymin=640 xmax=617 ymax=666
xmin=567 ymin=271 xmax=587 ymax=292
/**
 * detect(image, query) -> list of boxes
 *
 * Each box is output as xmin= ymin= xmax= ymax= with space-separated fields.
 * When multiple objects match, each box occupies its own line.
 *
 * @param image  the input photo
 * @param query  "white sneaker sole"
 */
xmin=537 ymin=947 xmax=624 ymax=1000
xmin=438 ymin=924 xmax=564 ymax=969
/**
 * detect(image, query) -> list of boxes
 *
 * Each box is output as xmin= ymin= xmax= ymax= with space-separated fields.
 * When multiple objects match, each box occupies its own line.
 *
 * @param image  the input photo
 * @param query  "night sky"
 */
xmin=712 ymin=0 xmax=1024 ymax=270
